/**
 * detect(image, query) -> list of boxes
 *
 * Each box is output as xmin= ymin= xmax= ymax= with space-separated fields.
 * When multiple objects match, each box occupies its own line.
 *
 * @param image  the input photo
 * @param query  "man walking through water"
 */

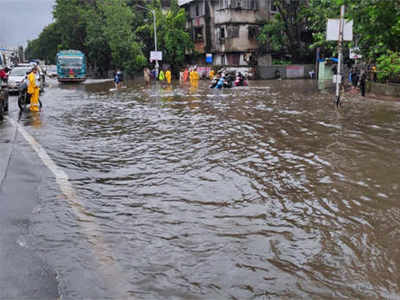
xmin=27 ymin=66 xmax=40 ymax=112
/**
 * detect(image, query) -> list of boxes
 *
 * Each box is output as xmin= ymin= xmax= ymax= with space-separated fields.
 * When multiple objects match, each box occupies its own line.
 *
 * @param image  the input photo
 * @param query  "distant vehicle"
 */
xmin=56 ymin=50 xmax=86 ymax=83
xmin=46 ymin=65 xmax=57 ymax=78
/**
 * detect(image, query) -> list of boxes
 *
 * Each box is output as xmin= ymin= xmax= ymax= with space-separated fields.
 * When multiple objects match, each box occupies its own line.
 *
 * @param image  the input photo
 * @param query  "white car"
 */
xmin=17 ymin=63 xmax=45 ymax=91
xmin=8 ymin=67 xmax=31 ymax=93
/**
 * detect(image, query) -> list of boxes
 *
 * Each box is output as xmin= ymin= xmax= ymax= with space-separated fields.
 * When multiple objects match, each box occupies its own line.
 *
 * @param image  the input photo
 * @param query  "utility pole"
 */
xmin=152 ymin=9 xmax=159 ymax=77
xmin=137 ymin=5 xmax=159 ymax=77
xmin=336 ymin=5 xmax=345 ymax=106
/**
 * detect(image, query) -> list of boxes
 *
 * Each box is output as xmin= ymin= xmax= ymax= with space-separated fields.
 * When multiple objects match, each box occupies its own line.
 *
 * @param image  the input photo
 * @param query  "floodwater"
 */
xmin=12 ymin=79 xmax=400 ymax=299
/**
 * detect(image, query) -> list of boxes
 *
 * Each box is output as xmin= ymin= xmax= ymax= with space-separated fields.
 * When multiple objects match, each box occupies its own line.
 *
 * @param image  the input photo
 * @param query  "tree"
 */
xmin=259 ymin=0 xmax=314 ymax=63
xmin=136 ymin=0 xmax=193 ymax=75
xmin=84 ymin=6 xmax=112 ymax=77
xmin=25 ymin=23 xmax=61 ymax=63
xmin=376 ymin=51 xmax=400 ymax=83
xmin=53 ymin=0 xmax=88 ymax=51
xmin=99 ymin=0 xmax=146 ymax=74
xmin=346 ymin=0 xmax=400 ymax=60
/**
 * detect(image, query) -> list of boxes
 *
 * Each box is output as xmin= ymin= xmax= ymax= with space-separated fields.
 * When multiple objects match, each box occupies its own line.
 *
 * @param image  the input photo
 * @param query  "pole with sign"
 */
xmin=326 ymin=5 xmax=352 ymax=106
xmin=336 ymin=5 xmax=345 ymax=106
xmin=136 ymin=5 xmax=161 ymax=76
xmin=152 ymin=9 xmax=159 ymax=76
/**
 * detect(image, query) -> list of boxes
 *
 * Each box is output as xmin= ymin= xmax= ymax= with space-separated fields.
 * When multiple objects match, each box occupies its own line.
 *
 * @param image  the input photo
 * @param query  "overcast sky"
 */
xmin=0 ymin=0 xmax=55 ymax=49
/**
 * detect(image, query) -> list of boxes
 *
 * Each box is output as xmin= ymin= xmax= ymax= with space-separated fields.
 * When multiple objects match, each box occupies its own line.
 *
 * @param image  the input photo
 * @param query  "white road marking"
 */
xmin=7 ymin=117 xmax=132 ymax=299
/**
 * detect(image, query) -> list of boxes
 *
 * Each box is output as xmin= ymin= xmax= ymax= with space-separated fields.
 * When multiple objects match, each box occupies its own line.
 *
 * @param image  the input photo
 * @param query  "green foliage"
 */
xmin=272 ymin=59 xmax=292 ymax=65
xmin=159 ymin=0 xmax=193 ymax=72
xmin=99 ymin=0 xmax=146 ymax=74
xmin=25 ymin=23 xmax=61 ymax=64
xmin=26 ymin=0 xmax=190 ymax=77
xmin=376 ymin=51 xmax=400 ymax=83
xmin=53 ymin=0 xmax=88 ymax=51
xmin=257 ymin=16 xmax=286 ymax=54
xmin=136 ymin=0 xmax=193 ymax=74
xmin=347 ymin=0 xmax=400 ymax=60
xmin=259 ymin=0 xmax=400 ymax=64
xmin=83 ymin=7 xmax=111 ymax=77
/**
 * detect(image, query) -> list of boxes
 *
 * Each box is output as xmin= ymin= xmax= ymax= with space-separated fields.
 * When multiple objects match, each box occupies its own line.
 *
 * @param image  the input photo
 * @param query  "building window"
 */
xmin=219 ymin=27 xmax=225 ymax=40
xmin=227 ymin=25 xmax=240 ymax=39
xmin=194 ymin=27 xmax=203 ymax=41
xmin=248 ymin=25 xmax=259 ymax=39
xmin=190 ymin=1 xmax=205 ymax=17
xmin=218 ymin=0 xmax=230 ymax=10
xmin=270 ymin=0 xmax=278 ymax=12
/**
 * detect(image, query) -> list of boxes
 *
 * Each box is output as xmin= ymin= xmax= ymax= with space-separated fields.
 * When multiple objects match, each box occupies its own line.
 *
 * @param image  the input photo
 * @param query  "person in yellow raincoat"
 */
xmin=165 ymin=69 xmax=172 ymax=84
xmin=27 ymin=67 xmax=40 ymax=112
xmin=189 ymin=68 xmax=199 ymax=85
xmin=209 ymin=69 xmax=215 ymax=80
xmin=159 ymin=69 xmax=165 ymax=81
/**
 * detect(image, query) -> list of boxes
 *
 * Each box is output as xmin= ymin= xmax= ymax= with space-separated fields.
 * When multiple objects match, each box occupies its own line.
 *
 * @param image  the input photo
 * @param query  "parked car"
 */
xmin=9 ymin=65 xmax=44 ymax=93
xmin=8 ymin=66 xmax=31 ymax=93
xmin=0 ymin=78 xmax=9 ymax=120
xmin=19 ymin=63 xmax=45 ymax=91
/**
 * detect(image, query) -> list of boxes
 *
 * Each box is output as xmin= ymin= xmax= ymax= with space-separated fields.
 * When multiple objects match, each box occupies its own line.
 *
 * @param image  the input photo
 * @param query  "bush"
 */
xmin=376 ymin=51 xmax=400 ymax=83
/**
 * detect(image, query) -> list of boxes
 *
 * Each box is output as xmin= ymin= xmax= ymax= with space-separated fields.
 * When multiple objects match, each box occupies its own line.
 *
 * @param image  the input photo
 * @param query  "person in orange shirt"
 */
xmin=27 ymin=67 xmax=40 ymax=112
xmin=183 ymin=67 xmax=189 ymax=82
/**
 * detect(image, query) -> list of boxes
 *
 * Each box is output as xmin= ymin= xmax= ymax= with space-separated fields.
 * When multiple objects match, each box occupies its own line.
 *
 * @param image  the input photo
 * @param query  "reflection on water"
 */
xmin=29 ymin=80 xmax=400 ymax=299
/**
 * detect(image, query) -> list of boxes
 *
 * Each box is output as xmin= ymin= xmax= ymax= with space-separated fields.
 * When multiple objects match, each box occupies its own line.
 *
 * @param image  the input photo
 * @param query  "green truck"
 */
xmin=56 ymin=50 xmax=87 ymax=83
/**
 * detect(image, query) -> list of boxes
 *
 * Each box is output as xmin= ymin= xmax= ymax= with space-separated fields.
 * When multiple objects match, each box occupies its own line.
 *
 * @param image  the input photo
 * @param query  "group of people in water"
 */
xmin=142 ymin=65 xmax=248 ymax=89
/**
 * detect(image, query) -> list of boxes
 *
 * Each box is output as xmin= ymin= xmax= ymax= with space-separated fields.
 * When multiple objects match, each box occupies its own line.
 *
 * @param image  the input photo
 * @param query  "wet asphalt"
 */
xmin=0 ymin=111 xmax=59 ymax=299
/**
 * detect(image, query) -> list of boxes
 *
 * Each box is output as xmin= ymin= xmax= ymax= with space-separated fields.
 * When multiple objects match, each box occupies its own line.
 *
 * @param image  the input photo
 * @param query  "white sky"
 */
xmin=0 ymin=0 xmax=55 ymax=49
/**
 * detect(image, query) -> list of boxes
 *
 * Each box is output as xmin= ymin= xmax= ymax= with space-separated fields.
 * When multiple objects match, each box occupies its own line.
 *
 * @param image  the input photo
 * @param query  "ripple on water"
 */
xmin=29 ymin=80 xmax=400 ymax=299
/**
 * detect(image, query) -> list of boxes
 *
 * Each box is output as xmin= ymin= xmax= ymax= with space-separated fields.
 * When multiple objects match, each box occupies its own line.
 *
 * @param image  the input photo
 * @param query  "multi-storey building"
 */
xmin=179 ymin=0 xmax=278 ymax=66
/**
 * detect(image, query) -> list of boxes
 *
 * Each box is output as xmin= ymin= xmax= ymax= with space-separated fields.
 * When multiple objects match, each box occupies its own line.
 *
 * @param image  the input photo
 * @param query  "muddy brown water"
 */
xmin=14 ymin=79 xmax=400 ymax=299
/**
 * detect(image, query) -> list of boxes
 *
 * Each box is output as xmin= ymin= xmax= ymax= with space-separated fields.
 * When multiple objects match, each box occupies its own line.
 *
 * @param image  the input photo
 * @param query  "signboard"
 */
xmin=326 ymin=19 xmax=353 ymax=41
xmin=206 ymin=53 xmax=212 ymax=63
xmin=349 ymin=47 xmax=362 ymax=59
xmin=150 ymin=51 xmax=162 ymax=61
xmin=286 ymin=65 xmax=304 ymax=78
xmin=333 ymin=74 xmax=342 ymax=83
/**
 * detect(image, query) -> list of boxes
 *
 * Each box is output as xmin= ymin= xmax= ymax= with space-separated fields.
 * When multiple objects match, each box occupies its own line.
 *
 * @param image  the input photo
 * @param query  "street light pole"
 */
xmin=137 ymin=5 xmax=159 ymax=77
xmin=152 ymin=9 xmax=159 ymax=75
xmin=336 ymin=5 xmax=345 ymax=107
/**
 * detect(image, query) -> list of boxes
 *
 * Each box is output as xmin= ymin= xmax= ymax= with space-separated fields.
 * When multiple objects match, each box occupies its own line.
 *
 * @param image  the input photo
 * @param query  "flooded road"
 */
xmin=6 ymin=79 xmax=400 ymax=299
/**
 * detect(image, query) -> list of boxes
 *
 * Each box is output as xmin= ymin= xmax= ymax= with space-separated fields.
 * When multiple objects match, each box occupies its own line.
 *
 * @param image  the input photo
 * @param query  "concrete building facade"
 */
xmin=179 ymin=0 xmax=278 ymax=67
